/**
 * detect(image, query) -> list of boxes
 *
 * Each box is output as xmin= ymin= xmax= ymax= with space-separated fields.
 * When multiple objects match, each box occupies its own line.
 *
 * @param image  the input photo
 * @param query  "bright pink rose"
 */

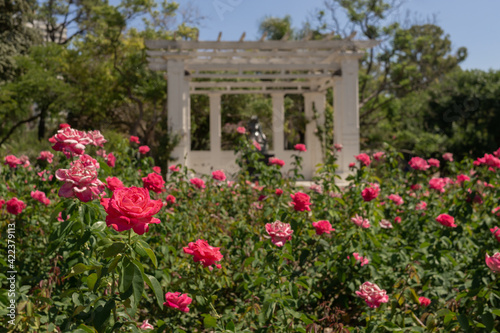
xmin=212 ymin=170 xmax=226 ymax=181
xmin=153 ymin=166 xmax=161 ymax=174
xmin=0 ymin=199 xmax=4 ymax=210
xmin=355 ymin=153 xmax=371 ymax=166
xmin=6 ymin=197 xmax=26 ymax=215
xmin=269 ymin=157 xmax=285 ymax=167
xmin=51 ymin=127 xmax=93 ymax=157
xmin=130 ymin=136 xmax=140 ymax=144
xmin=101 ymin=187 xmax=162 ymax=235
xmin=59 ymin=123 xmax=71 ymax=129
xmin=252 ymin=140 xmax=261 ymax=151
xmin=190 ymin=178 xmax=205 ymax=189
xmin=275 ymin=189 xmax=283 ymax=196
xmin=166 ymin=194 xmax=176 ymax=204
xmin=394 ymin=216 xmax=402 ymax=224
xmin=56 ymin=160 xmax=105 ymax=202
xmin=169 ymin=165 xmax=180 ymax=172
xmin=387 ymin=194 xmax=404 ymax=206
xmin=361 ymin=184 xmax=380 ymax=202
xmin=476 ymin=154 xmax=500 ymax=169
xmin=290 ymin=192 xmax=311 ymax=212
xmin=490 ymin=227 xmax=500 ymax=242
xmin=373 ymin=152 xmax=385 ymax=161
xmin=436 ymin=214 xmax=457 ymax=228
xmin=139 ymin=319 xmax=154 ymax=330
xmin=494 ymin=207 xmax=500 ymax=216
xmin=409 ymin=157 xmax=430 ymax=171
xmin=486 ymin=253 xmax=500 ymax=273
xmin=164 ymin=292 xmax=192 ymax=312
xmin=419 ymin=297 xmax=431 ymax=307
xmin=4 ymin=155 xmax=22 ymax=168
xmin=494 ymin=148 xmax=500 ymax=157
xmin=351 ymin=214 xmax=370 ymax=228
xmin=415 ymin=201 xmax=427 ymax=211
xmin=379 ymin=219 xmax=393 ymax=229
xmin=138 ymin=145 xmax=150 ymax=154
xmin=106 ymin=153 xmax=116 ymax=167
xmin=106 ymin=177 xmax=124 ymax=191
xmin=349 ymin=162 xmax=356 ymax=168
xmin=427 ymin=158 xmax=440 ymax=167
xmin=410 ymin=184 xmax=422 ymax=191
xmin=312 ymin=220 xmax=334 ymax=235
xmin=334 ymin=143 xmax=343 ymax=152
xmin=183 ymin=239 xmax=223 ymax=269
xmin=31 ymin=190 xmax=50 ymax=206
xmin=87 ymin=130 xmax=107 ymax=147
xmin=429 ymin=178 xmax=447 ymax=193
xmin=37 ymin=151 xmax=54 ymax=164
xmin=294 ymin=144 xmax=306 ymax=152
xmin=456 ymin=174 xmax=470 ymax=183
xmin=265 ymin=221 xmax=293 ymax=247
xmin=236 ymin=126 xmax=246 ymax=134
xmin=142 ymin=173 xmax=165 ymax=193
xmin=353 ymin=253 xmax=370 ymax=266
xmin=356 ymin=282 xmax=389 ymax=308
xmin=442 ymin=153 xmax=454 ymax=161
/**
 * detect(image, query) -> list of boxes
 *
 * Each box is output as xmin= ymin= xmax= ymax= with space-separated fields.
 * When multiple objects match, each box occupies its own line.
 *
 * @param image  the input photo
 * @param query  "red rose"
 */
xmin=166 ymin=194 xmax=176 ymax=204
xmin=106 ymin=177 xmax=125 ymax=191
xmin=183 ymin=239 xmax=223 ymax=270
xmin=290 ymin=192 xmax=311 ymax=212
xmin=106 ymin=152 xmax=116 ymax=167
xmin=419 ymin=297 xmax=431 ymax=307
xmin=312 ymin=220 xmax=334 ymax=235
xmin=101 ymin=187 xmax=162 ymax=235
xmin=142 ymin=172 xmax=165 ymax=193
xmin=294 ymin=144 xmax=306 ymax=152
xmin=6 ymin=197 xmax=26 ymax=215
xmin=361 ymin=185 xmax=380 ymax=202
xmin=275 ymin=189 xmax=283 ymax=196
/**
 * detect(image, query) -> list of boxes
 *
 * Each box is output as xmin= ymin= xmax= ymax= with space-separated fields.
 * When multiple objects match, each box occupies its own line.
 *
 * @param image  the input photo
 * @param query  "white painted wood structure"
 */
xmin=145 ymin=37 xmax=378 ymax=181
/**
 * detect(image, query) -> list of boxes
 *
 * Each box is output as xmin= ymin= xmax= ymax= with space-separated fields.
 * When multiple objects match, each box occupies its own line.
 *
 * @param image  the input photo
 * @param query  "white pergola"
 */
xmin=145 ymin=36 xmax=378 ymax=180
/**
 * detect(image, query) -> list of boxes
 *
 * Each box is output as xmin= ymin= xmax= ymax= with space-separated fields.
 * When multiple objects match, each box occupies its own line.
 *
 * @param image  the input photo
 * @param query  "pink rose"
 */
xmin=51 ymin=127 xmax=93 ymax=157
xmin=142 ymin=173 xmax=165 ymax=193
xmin=37 ymin=151 xmax=54 ymax=164
xmin=4 ymin=155 xmax=22 ymax=168
xmin=361 ymin=185 xmax=380 ymax=202
xmin=139 ymin=319 xmax=154 ymax=330
xmin=0 ymin=199 xmax=5 ymax=210
xmin=379 ymin=219 xmax=393 ymax=229
xmin=275 ymin=189 xmax=283 ymax=196
xmin=265 ymin=221 xmax=293 ymax=247
xmin=166 ymin=194 xmax=176 ymax=204
xmin=486 ymin=253 xmax=500 ymax=273
xmin=351 ymin=214 xmax=370 ymax=228
xmin=56 ymin=158 xmax=105 ymax=202
xmin=334 ymin=143 xmax=343 ymax=152
xmin=394 ymin=216 xmax=402 ymax=224
xmin=79 ymin=154 xmax=100 ymax=169
xmin=436 ymin=214 xmax=457 ymax=228
xmin=442 ymin=153 xmax=454 ymax=162
xmin=429 ymin=178 xmax=447 ymax=193
xmin=59 ymin=123 xmax=71 ymax=129
xmin=476 ymin=154 xmax=500 ymax=169
xmin=236 ymin=127 xmax=246 ymax=134
xmin=355 ymin=153 xmax=371 ymax=167
xmin=31 ymin=190 xmax=50 ymax=206
xmin=252 ymin=140 xmax=261 ymax=151
xmin=356 ymin=282 xmax=389 ymax=308
xmin=415 ymin=201 xmax=427 ymax=211
xmin=290 ymin=192 xmax=311 ymax=212
xmin=130 ymin=136 xmax=140 ymax=144
xmin=190 ymin=178 xmax=205 ymax=189
xmin=138 ymin=145 xmax=150 ymax=154
xmin=456 ymin=174 xmax=470 ymax=183
xmin=427 ymin=158 xmax=440 ymax=167
xmin=101 ymin=187 xmax=162 ymax=235
xmin=212 ymin=170 xmax=226 ymax=181
xmin=87 ymin=130 xmax=107 ymax=147
xmin=183 ymin=239 xmax=223 ymax=269
xmin=387 ymin=194 xmax=404 ymax=206
xmin=419 ymin=297 xmax=431 ymax=307
xmin=373 ymin=152 xmax=385 ymax=161
xmin=153 ymin=166 xmax=161 ymax=174
xmin=410 ymin=184 xmax=422 ymax=191
xmin=164 ymin=292 xmax=192 ymax=312
xmin=269 ymin=157 xmax=285 ymax=167
xmin=106 ymin=153 xmax=116 ymax=167
xmin=106 ymin=177 xmax=125 ymax=191
xmin=353 ymin=253 xmax=370 ymax=266
xmin=6 ymin=197 xmax=26 ymax=215
xmin=169 ymin=165 xmax=180 ymax=172
xmin=294 ymin=144 xmax=306 ymax=152
xmin=409 ymin=157 xmax=429 ymax=171
xmin=349 ymin=162 xmax=356 ymax=168
xmin=312 ymin=220 xmax=334 ymax=235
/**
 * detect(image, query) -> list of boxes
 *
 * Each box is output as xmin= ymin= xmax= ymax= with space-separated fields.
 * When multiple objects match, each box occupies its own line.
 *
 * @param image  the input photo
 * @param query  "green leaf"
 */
xmin=103 ymin=242 xmax=126 ymax=258
xmin=145 ymin=275 xmax=164 ymax=310
xmin=203 ymin=314 xmax=217 ymax=328
xmin=300 ymin=313 xmax=314 ymax=325
xmin=457 ymin=314 xmax=470 ymax=332
xmin=75 ymin=324 xmax=98 ymax=333
xmin=491 ymin=309 xmax=500 ymax=316
xmin=136 ymin=241 xmax=158 ymax=268
xmin=91 ymin=221 xmax=107 ymax=232
xmin=93 ymin=299 xmax=115 ymax=330
xmin=226 ymin=320 xmax=235 ymax=332
xmin=87 ymin=273 xmax=98 ymax=291
xmin=65 ymin=263 xmax=93 ymax=279
xmin=119 ymin=258 xmax=134 ymax=293
xmin=481 ymin=312 xmax=494 ymax=332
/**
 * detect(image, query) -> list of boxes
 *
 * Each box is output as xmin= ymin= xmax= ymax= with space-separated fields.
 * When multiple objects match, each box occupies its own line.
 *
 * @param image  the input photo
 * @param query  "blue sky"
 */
xmin=165 ymin=0 xmax=500 ymax=71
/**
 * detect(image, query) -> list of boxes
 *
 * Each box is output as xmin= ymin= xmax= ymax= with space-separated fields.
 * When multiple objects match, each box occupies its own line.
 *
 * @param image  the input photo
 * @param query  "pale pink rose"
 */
xmin=353 ymin=253 xmax=370 ymax=266
xmin=356 ymin=282 xmax=389 ymax=308
xmin=252 ymin=140 xmax=261 ymax=151
xmin=409 ymin=157 xmax=429 ymax=171
xmin=86 ymin=130 xmax=107 ymax=147
xmin=351 ymin=214 xmax=370 ymax=228
xmin=51 ymin=127 xmax=93 ymax=157
xmin=442 ymin=153 xmax=454 ymax=162
xmin=139 ymin=319 xmax=154 ymax=330
xmin=309 ymin=184 xmax=323 ymax=194
xmin=55 ymin=159 xmax=105 ymax=202
xmin=19 ymin=155 xmax=30 ymax=168
xmin=387 ymin=194 xmax=404 ymax=206
xmin=427 ymin=158 xmax=440 ymax=167
xmin=265 ymin=221 xmax=293 ymax=247
xmin=486 ymin=253 xmax=500 ymax=273
xmin=373 ymin=152 xmax=385 ymax=161
xmin=312 ymin=220 xmax=334 ymax=235
xmin=379 ymin=219 xmax=393 ymax=229
xmin=334 ymin=143 xmax=343 ymax=152
xmin=79 ymin=154 xmax=100 ymax=169
xmin=37 ymin=151 xmax=54 ymax=164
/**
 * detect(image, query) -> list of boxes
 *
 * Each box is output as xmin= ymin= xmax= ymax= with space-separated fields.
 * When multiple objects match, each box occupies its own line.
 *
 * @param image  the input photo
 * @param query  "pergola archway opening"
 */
xmin=146 ymin=37 xmax=378 ymax=180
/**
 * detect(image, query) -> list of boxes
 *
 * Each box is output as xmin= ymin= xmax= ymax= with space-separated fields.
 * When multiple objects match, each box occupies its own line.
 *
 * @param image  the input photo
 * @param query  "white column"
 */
xmin=334 ymin=57 xmax=360 ymax=181
xmin=271 ymin=93 xmax=285 ymax=155
xmin=167 ymin=59 xmax=190 ymax=164
xmin=209 ymin=93 xmax=222 ymax=154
